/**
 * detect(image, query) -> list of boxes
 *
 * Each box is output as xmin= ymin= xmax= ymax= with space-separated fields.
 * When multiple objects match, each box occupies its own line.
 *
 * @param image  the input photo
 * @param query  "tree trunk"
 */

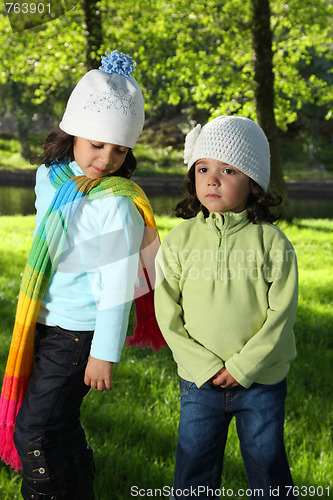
xmin=81 ymin=0 xmax=103 ymax=70
xmin=17 ymin=119 xmax=31 ymax=161
xmin=250 ymin=0 xmax=292 ymax=220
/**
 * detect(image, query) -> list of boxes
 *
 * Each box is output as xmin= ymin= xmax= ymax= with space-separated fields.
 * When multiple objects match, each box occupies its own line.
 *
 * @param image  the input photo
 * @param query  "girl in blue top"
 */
xmin=9 ymin=50 xmax=161 ymax=500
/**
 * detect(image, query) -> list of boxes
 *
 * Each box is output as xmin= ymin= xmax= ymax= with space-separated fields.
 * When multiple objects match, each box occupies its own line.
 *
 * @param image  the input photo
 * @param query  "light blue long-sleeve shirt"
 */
xmin=34 ymin=162 xmax=144 ymax=362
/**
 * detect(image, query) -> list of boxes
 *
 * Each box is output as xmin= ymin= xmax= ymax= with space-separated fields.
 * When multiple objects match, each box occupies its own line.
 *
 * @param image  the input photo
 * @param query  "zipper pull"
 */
xmin=217 ymin=231 xmax=222 ymax=248
xmin=216 ymin=230 xmax=222 ymax=280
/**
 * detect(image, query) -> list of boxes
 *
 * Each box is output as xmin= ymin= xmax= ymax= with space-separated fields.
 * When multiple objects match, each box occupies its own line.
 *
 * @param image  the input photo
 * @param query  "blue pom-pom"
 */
xmin=99 ymin=50 xmax=135 ymax=77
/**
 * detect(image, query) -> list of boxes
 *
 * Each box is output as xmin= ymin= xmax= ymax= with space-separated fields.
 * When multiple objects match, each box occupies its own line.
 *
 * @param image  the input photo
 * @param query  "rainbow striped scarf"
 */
xmin=0 ymin=162 xmax=166 ymax=471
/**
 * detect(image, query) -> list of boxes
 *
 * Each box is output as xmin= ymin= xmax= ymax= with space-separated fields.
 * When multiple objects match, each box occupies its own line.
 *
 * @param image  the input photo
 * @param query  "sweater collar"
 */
xmin=68 ymin=160 xmax=84 ymax=176
xmin=197 ymin=209 xmax=250 ymax=234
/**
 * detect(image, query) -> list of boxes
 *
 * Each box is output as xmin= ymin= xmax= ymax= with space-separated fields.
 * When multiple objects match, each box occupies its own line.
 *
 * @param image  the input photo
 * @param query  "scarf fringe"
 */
xmin=126 ymin=315 xmax=168 ymax=351
xmin=127 ymin=287 xmax=167 ymax=351
xmin=0 ymin=423 xmax=22 ymax=472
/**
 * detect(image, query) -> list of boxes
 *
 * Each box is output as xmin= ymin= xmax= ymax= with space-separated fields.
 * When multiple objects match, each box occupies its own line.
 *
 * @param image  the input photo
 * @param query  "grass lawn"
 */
xmin=0 ymin=215 xmax=332 ymax=499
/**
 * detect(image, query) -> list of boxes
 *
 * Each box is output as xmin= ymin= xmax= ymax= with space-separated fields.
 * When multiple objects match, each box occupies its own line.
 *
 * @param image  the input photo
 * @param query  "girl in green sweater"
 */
xmin=155 ymin=116 xmax=298 ymax=499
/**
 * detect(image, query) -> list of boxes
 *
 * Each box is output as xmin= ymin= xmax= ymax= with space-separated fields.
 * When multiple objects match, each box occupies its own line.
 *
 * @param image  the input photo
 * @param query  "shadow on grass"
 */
xmin=294 ymin=220 xmax=333 ymax=234
xmin=79 ymin=296 xmax=333 ymax=499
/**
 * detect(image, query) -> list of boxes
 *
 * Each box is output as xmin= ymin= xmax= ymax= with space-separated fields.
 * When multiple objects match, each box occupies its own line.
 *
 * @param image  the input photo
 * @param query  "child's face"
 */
xmin=73 ymin=137 xmax=129 ymax=179
xmin=195 ymin=159 xmax=251 ymax=215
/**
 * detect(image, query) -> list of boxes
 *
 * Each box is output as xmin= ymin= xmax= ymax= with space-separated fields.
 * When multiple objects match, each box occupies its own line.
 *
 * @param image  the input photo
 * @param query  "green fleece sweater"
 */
xmin=154 ymin=210 xmax=298 ymax=388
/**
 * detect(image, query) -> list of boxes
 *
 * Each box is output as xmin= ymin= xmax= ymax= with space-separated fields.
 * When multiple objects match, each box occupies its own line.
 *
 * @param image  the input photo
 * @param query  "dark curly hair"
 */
xmin=175 ymin=164 xmax=282 ymax=224
xmin=35 ymin=128 xmax=137 ymax=179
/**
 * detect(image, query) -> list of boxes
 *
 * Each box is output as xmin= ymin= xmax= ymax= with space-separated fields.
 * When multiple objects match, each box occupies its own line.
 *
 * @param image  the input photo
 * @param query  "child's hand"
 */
xmin=84 ymin=356 xmax=114 ymax=391
xmin=212 ymin=367 xmax=240 ymax=388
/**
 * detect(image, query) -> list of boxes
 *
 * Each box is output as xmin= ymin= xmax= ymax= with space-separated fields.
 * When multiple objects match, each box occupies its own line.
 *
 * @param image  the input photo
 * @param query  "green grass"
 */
xmin=0 ymin=215 xmax=332 ymax=499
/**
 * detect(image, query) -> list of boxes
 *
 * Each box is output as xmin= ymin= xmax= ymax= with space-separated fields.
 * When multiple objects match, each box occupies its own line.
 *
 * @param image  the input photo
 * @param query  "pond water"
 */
xmin=0 ymin=186 xmax=332 ymax=219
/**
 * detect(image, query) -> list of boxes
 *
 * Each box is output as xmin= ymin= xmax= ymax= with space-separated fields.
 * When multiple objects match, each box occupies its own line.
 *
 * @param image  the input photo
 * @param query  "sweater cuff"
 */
xmin=225 ymin=359 xmax=253 ymax=389
xmin=90 ymin=303 xmax=132 ymax=362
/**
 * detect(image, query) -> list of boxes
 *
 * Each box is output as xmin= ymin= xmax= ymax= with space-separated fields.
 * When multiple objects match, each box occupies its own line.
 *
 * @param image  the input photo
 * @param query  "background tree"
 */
xmin=98 ymin=0 xmax=331 ymax=218
xmin=0 ymin=0 xmax=332 ymax=217
xmin=82 ymin=0 xmax=104 ymax=69
xmin=250 ymin=0 xmax=289 ymax=218
xmin=0 ymin=6 xmax=86 ymax=156
xmin=100 ymin=0 xmax=332 ymax=123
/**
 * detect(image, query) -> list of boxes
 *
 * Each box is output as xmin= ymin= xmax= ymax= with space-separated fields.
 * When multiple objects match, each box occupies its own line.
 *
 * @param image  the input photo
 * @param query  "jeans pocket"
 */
xmin=54 ymin=326 xmax=93 ymax=368
xmin=55 ymin=325 xmax=81 ymax=340
xmin=34 ymin=324 xmax=93 ymax=376
xmin=17 ymin=436 xmax=52 ymax=482
xmin=23 ymin=435 xmax=67 ymax=482
xmin=179 ymin=377 xmax=195 ymax=396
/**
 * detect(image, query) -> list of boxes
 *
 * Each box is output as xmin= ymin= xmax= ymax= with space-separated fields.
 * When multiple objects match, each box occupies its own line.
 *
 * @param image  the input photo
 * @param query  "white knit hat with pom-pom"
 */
xmin=59 ymin=50 xmax=145 ymax=149
xmin=184 ymin=115 xmax=270 ymax=191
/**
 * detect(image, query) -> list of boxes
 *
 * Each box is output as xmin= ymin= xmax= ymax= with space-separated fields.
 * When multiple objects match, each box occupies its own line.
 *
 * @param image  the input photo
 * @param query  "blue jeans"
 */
xmin=172 ymin=378 xmax=297 ymax=500
xmin=14 ymin=323 xmax=93 ymax=491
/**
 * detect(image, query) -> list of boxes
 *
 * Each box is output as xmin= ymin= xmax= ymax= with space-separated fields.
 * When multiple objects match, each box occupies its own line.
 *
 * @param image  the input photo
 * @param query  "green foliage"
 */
xmin=271 ymin=1 xmax=333 ymax=127
xmin=0 ymin=1 xmax=86 ymax=136
xmin=0 ymin=138 xmax=20 ymax=153
xmin=0 ymin=215 xmax=332 ymax=498
xmin=0 ymin=0 xmax=332 ymax=129
xmin=133 ymin=141 xmax=185 ymax=177
xmin=98 ymin=0 xmax=333 ymax=128
xmin=0 ymin=137 xmax=34 ymax=168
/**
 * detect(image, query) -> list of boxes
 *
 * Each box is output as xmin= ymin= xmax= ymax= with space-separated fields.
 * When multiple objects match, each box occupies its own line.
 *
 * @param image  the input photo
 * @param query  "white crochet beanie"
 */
xmin=59 ymin=50 xmax=145 ymax=149
xmin=184 ymin=115 xmax=270 ymax=191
